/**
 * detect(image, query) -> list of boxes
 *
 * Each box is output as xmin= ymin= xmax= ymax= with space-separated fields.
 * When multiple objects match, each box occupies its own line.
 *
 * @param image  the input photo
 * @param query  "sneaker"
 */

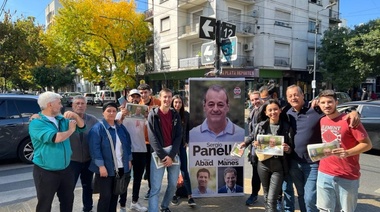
xmin=171 ymin=196 xmax=179 ymax=206
xmin=245 ymin=194 xmax=258 ymax=206
xmin=130 ymin=202 xmax=148 ymax=212
xmin=144 ymin=190 xmax=150 ymax=200
xmin=160 ymin=208 xmax=171 ymax=212
xmin=187 ymin=198 xmax=196 ymax=206
xmin=276 ymin=200 xmax=283 ymax=211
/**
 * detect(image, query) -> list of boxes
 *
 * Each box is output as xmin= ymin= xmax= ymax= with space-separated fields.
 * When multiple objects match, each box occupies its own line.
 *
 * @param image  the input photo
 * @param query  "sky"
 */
xmin=1 ymin=0 xmax=380 ymax=28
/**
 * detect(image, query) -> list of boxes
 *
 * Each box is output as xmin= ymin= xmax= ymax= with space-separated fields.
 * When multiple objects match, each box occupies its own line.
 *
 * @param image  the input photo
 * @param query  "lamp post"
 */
xmin=312 ymin=2 xmax=336 ymax=99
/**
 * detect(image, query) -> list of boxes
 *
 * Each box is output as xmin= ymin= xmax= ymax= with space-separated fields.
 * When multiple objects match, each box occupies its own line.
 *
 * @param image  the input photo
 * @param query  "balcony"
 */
xmin=178 ymin=23 xmax=199 ymax=40
xmin=224 ymin=56 xmax=254 ymax=68
xmin=274 ymin=57 xmax=290 ymax=67
xmin=225 ymin=0 xmax=255 ymax=5
xmin=227 ymin=21 xmax=256 ymax=37
xmin=178 ymin=0 xmax=208 ymax=9
xmin=144 ymin=8 xmax=153 ymax=22
xmin=329 ymin=10 xmax=341 ymax=24
xmin=178 ymin=57 xmax=202 ymax=69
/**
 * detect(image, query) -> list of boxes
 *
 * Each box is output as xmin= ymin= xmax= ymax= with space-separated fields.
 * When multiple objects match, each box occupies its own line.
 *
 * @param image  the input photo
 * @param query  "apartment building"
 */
xmin=145 ymin=0 xmax=340 ymax=99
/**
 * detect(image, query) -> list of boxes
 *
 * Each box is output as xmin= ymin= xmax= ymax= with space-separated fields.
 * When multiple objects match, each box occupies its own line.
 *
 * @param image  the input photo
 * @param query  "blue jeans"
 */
xmin=69 ymin=160 xmax=94 ymax=212
xmin=178 ymin=145 xmax=192 ymax=196
xmin=289 ymin=159 xmax=319 ymax=212
xmin=283 ymin=174 xmax=295 ymax=212
xmin=148 ymin=157 xmax=180 ymax=212
xmin=316 ymin=171 xmax=359 ymax=212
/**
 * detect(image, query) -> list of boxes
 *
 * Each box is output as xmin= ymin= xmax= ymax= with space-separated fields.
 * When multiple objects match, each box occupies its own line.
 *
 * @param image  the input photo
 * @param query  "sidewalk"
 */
xmin=0 ymin=177 xmax=283 ymax=212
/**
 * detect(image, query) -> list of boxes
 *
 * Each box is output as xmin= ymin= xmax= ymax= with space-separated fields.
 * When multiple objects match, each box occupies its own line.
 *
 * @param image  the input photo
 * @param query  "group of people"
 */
xmin=28 ymin=82 xmax=372 ymax=212
xmin=28 ymin=84 xmax=196 ymax=212
xmin=241 ymin=84 xmax=372 ymax=212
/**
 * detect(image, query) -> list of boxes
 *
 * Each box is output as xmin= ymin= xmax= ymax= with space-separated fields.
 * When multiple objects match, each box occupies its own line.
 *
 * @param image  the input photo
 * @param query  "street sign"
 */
xmin=199 ymin=16 xmax=216 ymax=40
xmin=201 ymin=41 xmax=215 ymax=65
xmin=221 ymin=22 xmax=236 ymax=39
xmin=221 ymin=36 xmax=237 ymax=62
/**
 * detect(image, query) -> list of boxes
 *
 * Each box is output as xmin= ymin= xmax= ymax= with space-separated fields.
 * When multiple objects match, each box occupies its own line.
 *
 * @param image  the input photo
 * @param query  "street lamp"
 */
xmin=312 ymin=2 xmax=336 ymax=99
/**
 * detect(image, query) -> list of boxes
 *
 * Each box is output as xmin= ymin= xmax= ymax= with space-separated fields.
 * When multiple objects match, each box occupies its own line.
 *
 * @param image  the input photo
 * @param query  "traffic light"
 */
xmin=221 ymin=38 xmax=232 ymax=64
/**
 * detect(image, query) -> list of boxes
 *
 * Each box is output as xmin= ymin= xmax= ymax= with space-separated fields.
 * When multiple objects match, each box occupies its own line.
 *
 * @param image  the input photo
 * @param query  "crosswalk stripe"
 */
xmin=0 ymin=173 xmax=33 ymax=185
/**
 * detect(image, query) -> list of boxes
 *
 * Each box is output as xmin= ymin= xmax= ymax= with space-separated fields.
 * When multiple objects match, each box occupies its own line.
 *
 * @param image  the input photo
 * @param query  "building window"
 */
xmin=191 ymin=10 xmax=202 ymax=31
xmin=161 ymin=17 xmax=170 ymax=32
xmin=274 ymin=42 xmax=290 ymax=67
xmin=274 ymin=10 xmax=291 ymax=28
xmin=161 ymin=47 xmax=170 ymax=69
xmin=309 ymin=0 xmax=322 ymax=5
xmin=228 ymin=7 xmax=242 ymax=23
xmin=191 ymin=43 xmax=202 ymax=57
xmin=307 ymin=48 xmax=315 ymax=65
xmin=308 ymin=19 xmax=319 ymax=33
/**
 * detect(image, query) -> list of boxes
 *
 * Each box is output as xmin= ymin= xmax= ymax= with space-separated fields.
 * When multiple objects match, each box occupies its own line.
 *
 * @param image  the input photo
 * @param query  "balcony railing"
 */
xmin=329 ymin=10 xmax=340 ymax=21
xmin=178 ymin=23 xmax=199 ymax=37
xmin=144 ymin=8 xmax=153 ymax=20
xmin=178 ymin=55 xmax=254 ymax=69
xmin=274 ymin=57 xmax=290 ymax=67
xmin=226 ymin=20 xmax=255 ymax=34
xmin=179 ymin=57 xmax=201 ymax=69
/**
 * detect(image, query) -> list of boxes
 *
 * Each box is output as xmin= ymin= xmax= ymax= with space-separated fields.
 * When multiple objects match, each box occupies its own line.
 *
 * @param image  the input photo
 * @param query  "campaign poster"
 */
xmin=188 ymin=78 xmax=245 ymax=197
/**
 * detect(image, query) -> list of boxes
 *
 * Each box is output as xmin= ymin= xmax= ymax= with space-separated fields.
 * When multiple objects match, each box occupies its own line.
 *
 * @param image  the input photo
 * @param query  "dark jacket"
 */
xmin=147 ymin=107 xmax=182 ymax=160
xmin=181 ymin=111 xmax=190 ymax=146
xmin=70 ymin=113 xmax=99 ymax=163
xmin=254 ymin=118 xmax=294 ymax=174
xmin=88 ymin=119 xmax=132 ymax=176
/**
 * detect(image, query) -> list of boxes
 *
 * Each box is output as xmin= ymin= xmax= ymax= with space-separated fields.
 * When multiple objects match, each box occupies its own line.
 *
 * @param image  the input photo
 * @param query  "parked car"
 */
xmin=61 ymin=92 xmax=82 ymax=107
xmin=0 ymin=94 xmax=40 ymax=163
xmin=337 ymin=100 xmax=380 ymax=152
xmin=83 ymin=93 xmax=96 ymax=105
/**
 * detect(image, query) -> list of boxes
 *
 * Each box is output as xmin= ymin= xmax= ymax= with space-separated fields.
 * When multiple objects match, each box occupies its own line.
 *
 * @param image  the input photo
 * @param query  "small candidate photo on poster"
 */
xmin=190 ymin=167 xmax=216 ymax=196
xmin=217 ymin=166 xmax=244 ymax=194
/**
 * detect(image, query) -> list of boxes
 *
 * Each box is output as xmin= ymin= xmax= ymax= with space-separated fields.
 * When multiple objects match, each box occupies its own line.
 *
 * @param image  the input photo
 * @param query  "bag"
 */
xmin=113 ymin=172 xmax=131 ymax=195
xmin=177 ymin=173 xmax=184 ymax=188
xmin=92 ymin=174 xmax=100 ymax=194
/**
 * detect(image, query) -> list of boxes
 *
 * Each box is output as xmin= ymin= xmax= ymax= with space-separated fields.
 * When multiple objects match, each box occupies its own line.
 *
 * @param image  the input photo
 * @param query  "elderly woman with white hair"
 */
xmin=29 ymin=91 xmax=85 ymax=212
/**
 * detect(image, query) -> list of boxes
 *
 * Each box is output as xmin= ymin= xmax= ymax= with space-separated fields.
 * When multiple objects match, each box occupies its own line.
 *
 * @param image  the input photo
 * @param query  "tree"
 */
xmin=0 ymin=13 xmax=45 ymax=91
xmin=347 ymin=19 xmax=380 ymax=78
xmin=32 ymin=65 xmax=76 ymax=92
xmin=43 ymin=0 xmax=152 ymax=91
xmin=319 ymin=19 xmax=380 ymax=91
xmin=319 ymin=27 xmax=358 ymax=90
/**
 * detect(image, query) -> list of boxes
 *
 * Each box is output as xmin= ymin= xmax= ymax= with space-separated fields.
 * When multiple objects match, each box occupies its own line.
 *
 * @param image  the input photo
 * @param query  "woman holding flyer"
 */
xmin=248 ymin=99 xmax=293 ymax=212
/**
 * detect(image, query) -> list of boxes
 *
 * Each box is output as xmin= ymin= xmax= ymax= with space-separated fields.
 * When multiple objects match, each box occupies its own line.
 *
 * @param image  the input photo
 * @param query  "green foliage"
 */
xmin=32 ymin=65 xmax=76 ymax=92
xmin=319 ymin=19 xmax=380 ymax=90
xmin=43 ymin=0 xmax=152 ymax=91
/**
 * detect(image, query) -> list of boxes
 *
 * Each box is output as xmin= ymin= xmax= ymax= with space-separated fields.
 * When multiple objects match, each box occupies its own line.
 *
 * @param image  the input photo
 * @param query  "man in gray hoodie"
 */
xmin=69 ymin=95 xmax=99 ymax=212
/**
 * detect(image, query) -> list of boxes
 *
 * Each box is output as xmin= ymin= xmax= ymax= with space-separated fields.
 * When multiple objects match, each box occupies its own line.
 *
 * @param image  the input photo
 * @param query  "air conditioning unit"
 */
xmin=244 ymin=42 xmax=253 ymax=51
xmin=252 ymin=10 xmax=258 ymax=18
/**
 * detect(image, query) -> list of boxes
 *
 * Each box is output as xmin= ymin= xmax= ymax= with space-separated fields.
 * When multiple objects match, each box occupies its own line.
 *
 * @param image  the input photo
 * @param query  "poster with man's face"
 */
xmin=188 ymin=78 xmax=245 ymax=198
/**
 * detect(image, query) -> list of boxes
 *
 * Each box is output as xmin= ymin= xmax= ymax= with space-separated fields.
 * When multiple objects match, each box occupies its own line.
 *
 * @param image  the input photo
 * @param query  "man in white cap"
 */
xmin=116 ymin=89 xmax=148 ymax=211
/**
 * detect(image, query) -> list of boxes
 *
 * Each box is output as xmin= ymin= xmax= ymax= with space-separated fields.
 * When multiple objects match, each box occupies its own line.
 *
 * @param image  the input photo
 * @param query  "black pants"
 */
xmin=33 ymin=164 xmax=75 ymax=212
xmin=70 ymin=160 xmax=94 ymax=211
xmin=132 ymin=152 xmax=147 ymax=202
xmin=144 ymin=144 xmax=152 ymax=190
xmin=257 ymin=157 xmax=284 ymax=212
xmin=250 ymin=161 xmax=261 ymax=196
xmin=97 ymin=169 xmax=130 ymax=212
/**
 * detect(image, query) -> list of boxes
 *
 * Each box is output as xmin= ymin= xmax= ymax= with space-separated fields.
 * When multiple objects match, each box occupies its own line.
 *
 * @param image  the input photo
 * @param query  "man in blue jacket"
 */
xmin=29 ymin=91 xmax=85 ymax=212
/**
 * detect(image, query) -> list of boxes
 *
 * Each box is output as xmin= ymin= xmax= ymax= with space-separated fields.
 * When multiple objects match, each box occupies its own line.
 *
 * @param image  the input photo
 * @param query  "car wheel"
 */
xmin=18 ymin=138 xmax=34 ymax=164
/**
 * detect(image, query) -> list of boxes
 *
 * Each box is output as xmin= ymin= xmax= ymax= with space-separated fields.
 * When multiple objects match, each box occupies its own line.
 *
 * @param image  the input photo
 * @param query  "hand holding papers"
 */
xmin=255 ymin=135 xmax=284 ymax=156
xmin=307 ymin=141 xmax=340 ymax=162
xmin=230 ymin=143 xmax=244 ymax=157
